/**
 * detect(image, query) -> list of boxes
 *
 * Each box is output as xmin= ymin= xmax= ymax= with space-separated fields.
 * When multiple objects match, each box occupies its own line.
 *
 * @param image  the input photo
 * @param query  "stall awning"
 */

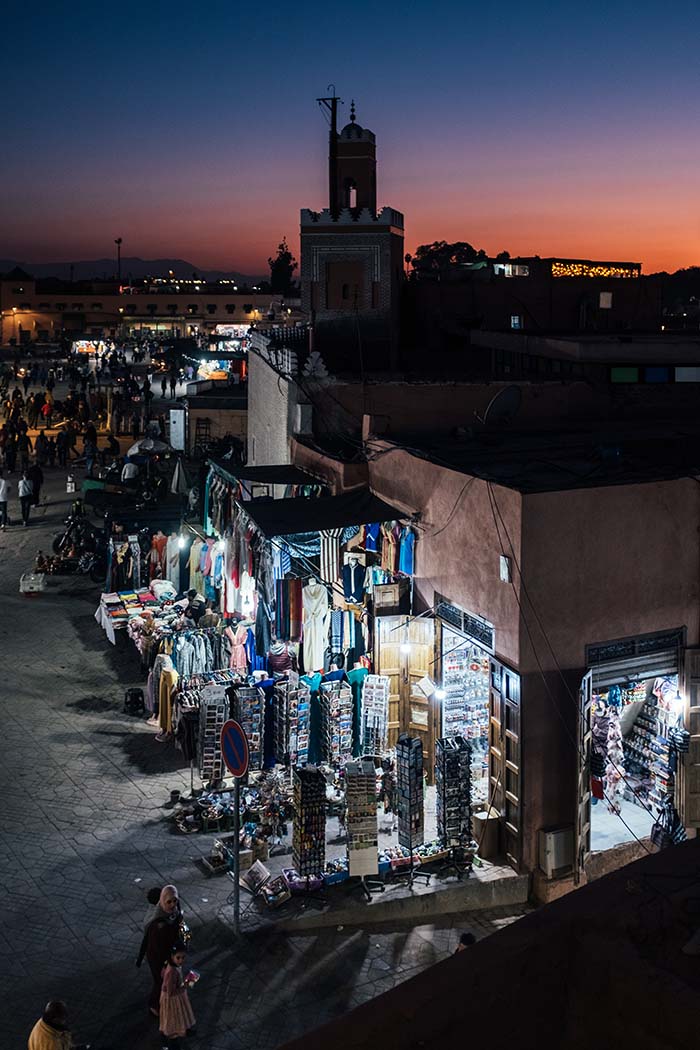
xmin=241 ymin=487 xmax=411 ymax=538
xmin=208 ymin=459 xmax=325 ymax=487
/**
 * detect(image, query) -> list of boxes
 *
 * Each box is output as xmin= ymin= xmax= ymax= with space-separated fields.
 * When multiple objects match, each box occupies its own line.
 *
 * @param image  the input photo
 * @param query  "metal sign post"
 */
xmin=220 ymin=719 xmax=250 ymax=936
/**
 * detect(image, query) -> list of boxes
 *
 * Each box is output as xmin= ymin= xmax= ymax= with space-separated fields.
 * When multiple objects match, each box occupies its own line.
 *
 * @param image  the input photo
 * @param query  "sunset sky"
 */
xmin=4 ymin=0 xmax=699 ymax=275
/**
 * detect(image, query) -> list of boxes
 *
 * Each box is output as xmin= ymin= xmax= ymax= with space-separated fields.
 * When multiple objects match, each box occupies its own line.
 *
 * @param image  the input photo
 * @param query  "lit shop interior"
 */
xmin=94 ymin=462 xmax=504 ymax=901
xmin=589 ymin=657 xmax=686 ymax=852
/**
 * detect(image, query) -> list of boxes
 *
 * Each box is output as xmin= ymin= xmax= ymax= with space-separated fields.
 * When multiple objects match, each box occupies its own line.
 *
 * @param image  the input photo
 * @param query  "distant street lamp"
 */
xmin=115 ymin=237 xmax=123 ymax=282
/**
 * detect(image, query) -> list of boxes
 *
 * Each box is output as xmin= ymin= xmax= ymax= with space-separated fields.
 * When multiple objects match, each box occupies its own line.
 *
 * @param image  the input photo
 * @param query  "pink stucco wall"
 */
xmin=368 ymin=446 xmax=523 ymax=668
xmin=517 ymin=477 xmax=700 ymax=870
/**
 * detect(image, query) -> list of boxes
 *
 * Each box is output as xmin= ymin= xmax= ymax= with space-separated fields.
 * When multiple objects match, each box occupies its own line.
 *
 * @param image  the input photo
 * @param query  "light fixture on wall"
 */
xmin=434 ymin=687 xmax=447 ymax=701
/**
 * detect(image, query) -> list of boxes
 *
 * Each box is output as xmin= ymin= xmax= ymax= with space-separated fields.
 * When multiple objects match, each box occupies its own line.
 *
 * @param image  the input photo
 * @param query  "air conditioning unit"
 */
xmin=538 ymin=826 xmax=574 ymax=879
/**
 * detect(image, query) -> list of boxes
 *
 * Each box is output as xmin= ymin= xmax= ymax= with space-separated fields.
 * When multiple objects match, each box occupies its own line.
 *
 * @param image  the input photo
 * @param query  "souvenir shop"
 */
xmin=93 ymin=464 xmax=484 ymax=892
xmin=583 ymin=633 xmax=688 ymax=856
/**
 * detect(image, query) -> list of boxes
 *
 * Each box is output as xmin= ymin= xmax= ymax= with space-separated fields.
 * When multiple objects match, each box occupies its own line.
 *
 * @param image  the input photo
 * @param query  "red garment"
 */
xmin=148 ymin=534 xmax=168 ymax=580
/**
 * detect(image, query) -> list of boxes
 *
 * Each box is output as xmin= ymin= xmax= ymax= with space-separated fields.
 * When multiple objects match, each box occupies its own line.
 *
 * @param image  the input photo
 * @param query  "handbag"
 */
xmin=650 ymin=812 xmax=673 ymax=850
xmin=179 ymin=917 xmax=192 ymax=947
xmin=124 ymin=687 xmax=145 ymax=716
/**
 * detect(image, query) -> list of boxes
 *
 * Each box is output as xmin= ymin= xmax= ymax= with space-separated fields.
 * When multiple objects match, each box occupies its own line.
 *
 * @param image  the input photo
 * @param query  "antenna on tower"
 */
xmin=317 ymin=86 xmax=343 ymax=218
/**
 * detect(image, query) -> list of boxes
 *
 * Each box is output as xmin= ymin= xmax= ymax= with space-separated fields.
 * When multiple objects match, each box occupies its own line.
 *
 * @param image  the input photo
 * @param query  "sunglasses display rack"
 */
xmin=345 ymin=758 xmax=379 ymax=876
xmin=361 ymin=674 xmax=390 ymax=755
xmin=297 ymin=680 xmax=311 ymax=766
xmin=292 ymin=765 xmax=327 ymax=876
xmin=441 ymin=642 xmax=490 ymax=806
xmin=273 ymin=681 xmax=300 ymax=767
xmin=396 ymin=733 xmax=424 ymax=850
xmin=320 ymin=681 xmax=354 ymax=766
xmin=435 ymin=736 xmax=473 ymax=848
xmin=231 ymin=685 xmax=265 ymax=771
xmin=198 ymin=685 xmax=228 ymax=784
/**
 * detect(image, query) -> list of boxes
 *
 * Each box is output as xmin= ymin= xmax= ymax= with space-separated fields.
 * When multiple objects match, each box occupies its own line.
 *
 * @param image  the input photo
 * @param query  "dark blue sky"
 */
xmin=4 ymin=0 xmax=698 ymax=272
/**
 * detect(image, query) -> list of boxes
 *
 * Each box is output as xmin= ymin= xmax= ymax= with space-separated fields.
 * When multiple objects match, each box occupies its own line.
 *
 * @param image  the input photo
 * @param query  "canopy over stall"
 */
xmin=242 ymin=488 xmax=410 ymax=538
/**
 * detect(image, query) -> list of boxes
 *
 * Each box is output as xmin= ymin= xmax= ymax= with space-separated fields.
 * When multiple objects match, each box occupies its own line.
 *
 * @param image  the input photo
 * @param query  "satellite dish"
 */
xmin=476 ymin=386 xmax=522 ymax=427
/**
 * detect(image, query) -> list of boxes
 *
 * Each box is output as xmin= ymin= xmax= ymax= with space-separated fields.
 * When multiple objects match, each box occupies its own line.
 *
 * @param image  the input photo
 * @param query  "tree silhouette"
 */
xmin=268 ymin=238 xmax=298 ymax=295
xmin=410 ymin=241 xmax=490 ymax=275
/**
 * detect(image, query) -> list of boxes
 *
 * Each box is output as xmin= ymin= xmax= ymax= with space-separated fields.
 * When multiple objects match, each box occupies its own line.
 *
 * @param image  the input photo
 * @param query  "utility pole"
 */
xmin=317 ymin=87 xmax=342 ymax=218
xmin=114 ymin=237 xmax=123 ymax=283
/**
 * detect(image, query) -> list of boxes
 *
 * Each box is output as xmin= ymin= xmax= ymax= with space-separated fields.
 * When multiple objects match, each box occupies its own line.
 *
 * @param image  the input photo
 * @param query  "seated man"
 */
xmin=185 ymin=589 xmax=206 ymax=624
xmin=121 ymin=457 xmax=139 ymax=486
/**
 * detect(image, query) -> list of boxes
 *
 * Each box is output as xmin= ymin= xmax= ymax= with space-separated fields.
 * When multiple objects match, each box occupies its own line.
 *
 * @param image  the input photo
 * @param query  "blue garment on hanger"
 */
xmin=399 ymin=527 xmax=415 ymax=575
xmin=364 ymin=523 xmax=380 ymax=552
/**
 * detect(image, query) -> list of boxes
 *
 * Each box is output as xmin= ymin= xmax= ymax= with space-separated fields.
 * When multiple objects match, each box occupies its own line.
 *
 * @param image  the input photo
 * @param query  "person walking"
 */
xmin=28 ymin=462 xmax=44 ymax=507
xmin=35 ymin=429 xmax=48 ymax=466
xmin=5 ymin=433 xmax=17 ymax=474
xmin=22 ymin=372 xmax=30 ymax=395
xmin=84 ymin=438 xmax=97 ymax=478
xmin=27 ymin=393 xmax=39 ymax=430
xmin=159 ymin=942 xmax=196 ymax=1048
xmin=28 ymin=999 xmax=90 ymax=1050
xmin=47 ymin=436 xmax=57 ymax=468
xmin=160 ymin=374 xmax=167 ymax=398
xmin=18 ymin=471 xmax=33 ymax=526
xmin=56 ymin=430 xmax=68 ymax=468
xmin=136 ymin=884 xmax=187 ymax=1018
xmin=0 ymin=470 xmax=9 ymax=528
xmin=17 ymin=431 xmax=32 ymax=472
xmin=169 ymin=372 xmax=177 ymax=399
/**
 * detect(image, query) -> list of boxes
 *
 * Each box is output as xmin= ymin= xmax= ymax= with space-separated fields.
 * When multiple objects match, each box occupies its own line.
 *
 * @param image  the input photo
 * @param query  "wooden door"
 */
xmin=406 ymin=617 xmax=436 ymax=781
xmin=376 ymin=616 xmax=436 ymax=773
xmin=376 ymin=617 xmax=402 ymax=748
xmin=490 ymin=660 xmax=522 ymax=869
xmin=680 ymin=648 xmax=700 ymax=828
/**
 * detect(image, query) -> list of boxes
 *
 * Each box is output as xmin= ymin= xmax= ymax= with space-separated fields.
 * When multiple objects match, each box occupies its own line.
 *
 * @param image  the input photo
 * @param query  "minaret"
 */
xmin=301 ymin=98 xmax=404 ymax=372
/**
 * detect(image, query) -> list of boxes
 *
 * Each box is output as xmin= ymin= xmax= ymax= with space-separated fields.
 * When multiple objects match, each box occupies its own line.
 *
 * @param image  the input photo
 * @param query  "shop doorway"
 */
xmin=375 ymin=616 xmax=436 ymax=780
xmin=588 ymin=671 xmax=681 ymax=851
xmin=577 ymin=631 xmax=685 ymax=872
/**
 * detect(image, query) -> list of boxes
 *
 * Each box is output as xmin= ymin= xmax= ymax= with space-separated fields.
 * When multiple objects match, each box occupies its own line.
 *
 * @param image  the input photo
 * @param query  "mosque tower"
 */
xmin=300 ymin=95 xmax=404 ymax=372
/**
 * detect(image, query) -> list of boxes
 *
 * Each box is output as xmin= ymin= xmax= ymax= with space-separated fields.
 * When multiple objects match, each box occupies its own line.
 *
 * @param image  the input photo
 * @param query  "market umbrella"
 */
xmin=127 ymin=437 xmax=170 ymax=456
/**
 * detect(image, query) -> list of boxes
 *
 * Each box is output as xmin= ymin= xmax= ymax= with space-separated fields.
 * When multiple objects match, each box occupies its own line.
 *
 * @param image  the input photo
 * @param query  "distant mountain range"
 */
xmin=0 ymin=257 xmax=263 ymax=284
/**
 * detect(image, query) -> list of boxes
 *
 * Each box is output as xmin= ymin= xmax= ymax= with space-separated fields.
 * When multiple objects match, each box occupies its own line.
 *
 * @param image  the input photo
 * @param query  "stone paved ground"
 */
xmin=0 ymin=447 xmax=530 ymax=1050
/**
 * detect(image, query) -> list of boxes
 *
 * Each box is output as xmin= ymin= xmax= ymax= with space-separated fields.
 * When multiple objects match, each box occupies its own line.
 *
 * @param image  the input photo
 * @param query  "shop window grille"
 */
xmin=587 ymin=628 xmax=684 ymax=667
xmin=435 ymin=594 xmax=495 ymax=653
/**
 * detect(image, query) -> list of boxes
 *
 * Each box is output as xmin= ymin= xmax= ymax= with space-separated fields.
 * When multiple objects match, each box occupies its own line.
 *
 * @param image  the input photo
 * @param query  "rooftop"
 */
xmin=381 ymin=421 xmax=700 ymax=494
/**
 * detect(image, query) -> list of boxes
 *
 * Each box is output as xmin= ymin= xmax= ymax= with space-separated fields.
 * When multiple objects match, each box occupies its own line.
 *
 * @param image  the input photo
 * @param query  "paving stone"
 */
xmin=0 ymin=467 xmax=531 ymax=1049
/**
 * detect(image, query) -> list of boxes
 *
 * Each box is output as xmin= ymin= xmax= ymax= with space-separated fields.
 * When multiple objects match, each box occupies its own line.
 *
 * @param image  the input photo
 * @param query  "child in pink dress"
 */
xmin=160 ymin=942 xmax=196 ymax=1048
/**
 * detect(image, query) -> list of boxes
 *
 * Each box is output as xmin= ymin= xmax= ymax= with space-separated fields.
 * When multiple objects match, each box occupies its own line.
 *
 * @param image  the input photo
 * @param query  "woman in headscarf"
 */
xmin=136 ymin=884 xmax=185 ymax=1017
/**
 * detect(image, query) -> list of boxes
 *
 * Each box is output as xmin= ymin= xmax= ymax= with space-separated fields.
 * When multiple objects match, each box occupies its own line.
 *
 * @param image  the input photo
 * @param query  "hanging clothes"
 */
xmin=188 ymin=538 xmax=205 ymax=593
xmin=148 ymin=532 xmax=168 ymax=580
xmin=302 ymin=581 xmax=330 ymax=674
xmin=380 ymin=524 xmax=397 ymax=573
xmin=320 ymin=529 xmax=343 ymax=584
xmin=364 ymin=522 xmax=380 ymax=553
xmin=342 ymin=559 xmax=366 ymax=604
xmin=347 ymin=666 xmax=369 ymax=756
xmin=158 ymin=665 xmax=179 ymax=734
xmin=398 ymin=527 xmax=415 ymax=576
xmin=165 ymin=533 xmax=181 ymax=589
xmin=225 ymin=622 xmax=248 ymax=671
